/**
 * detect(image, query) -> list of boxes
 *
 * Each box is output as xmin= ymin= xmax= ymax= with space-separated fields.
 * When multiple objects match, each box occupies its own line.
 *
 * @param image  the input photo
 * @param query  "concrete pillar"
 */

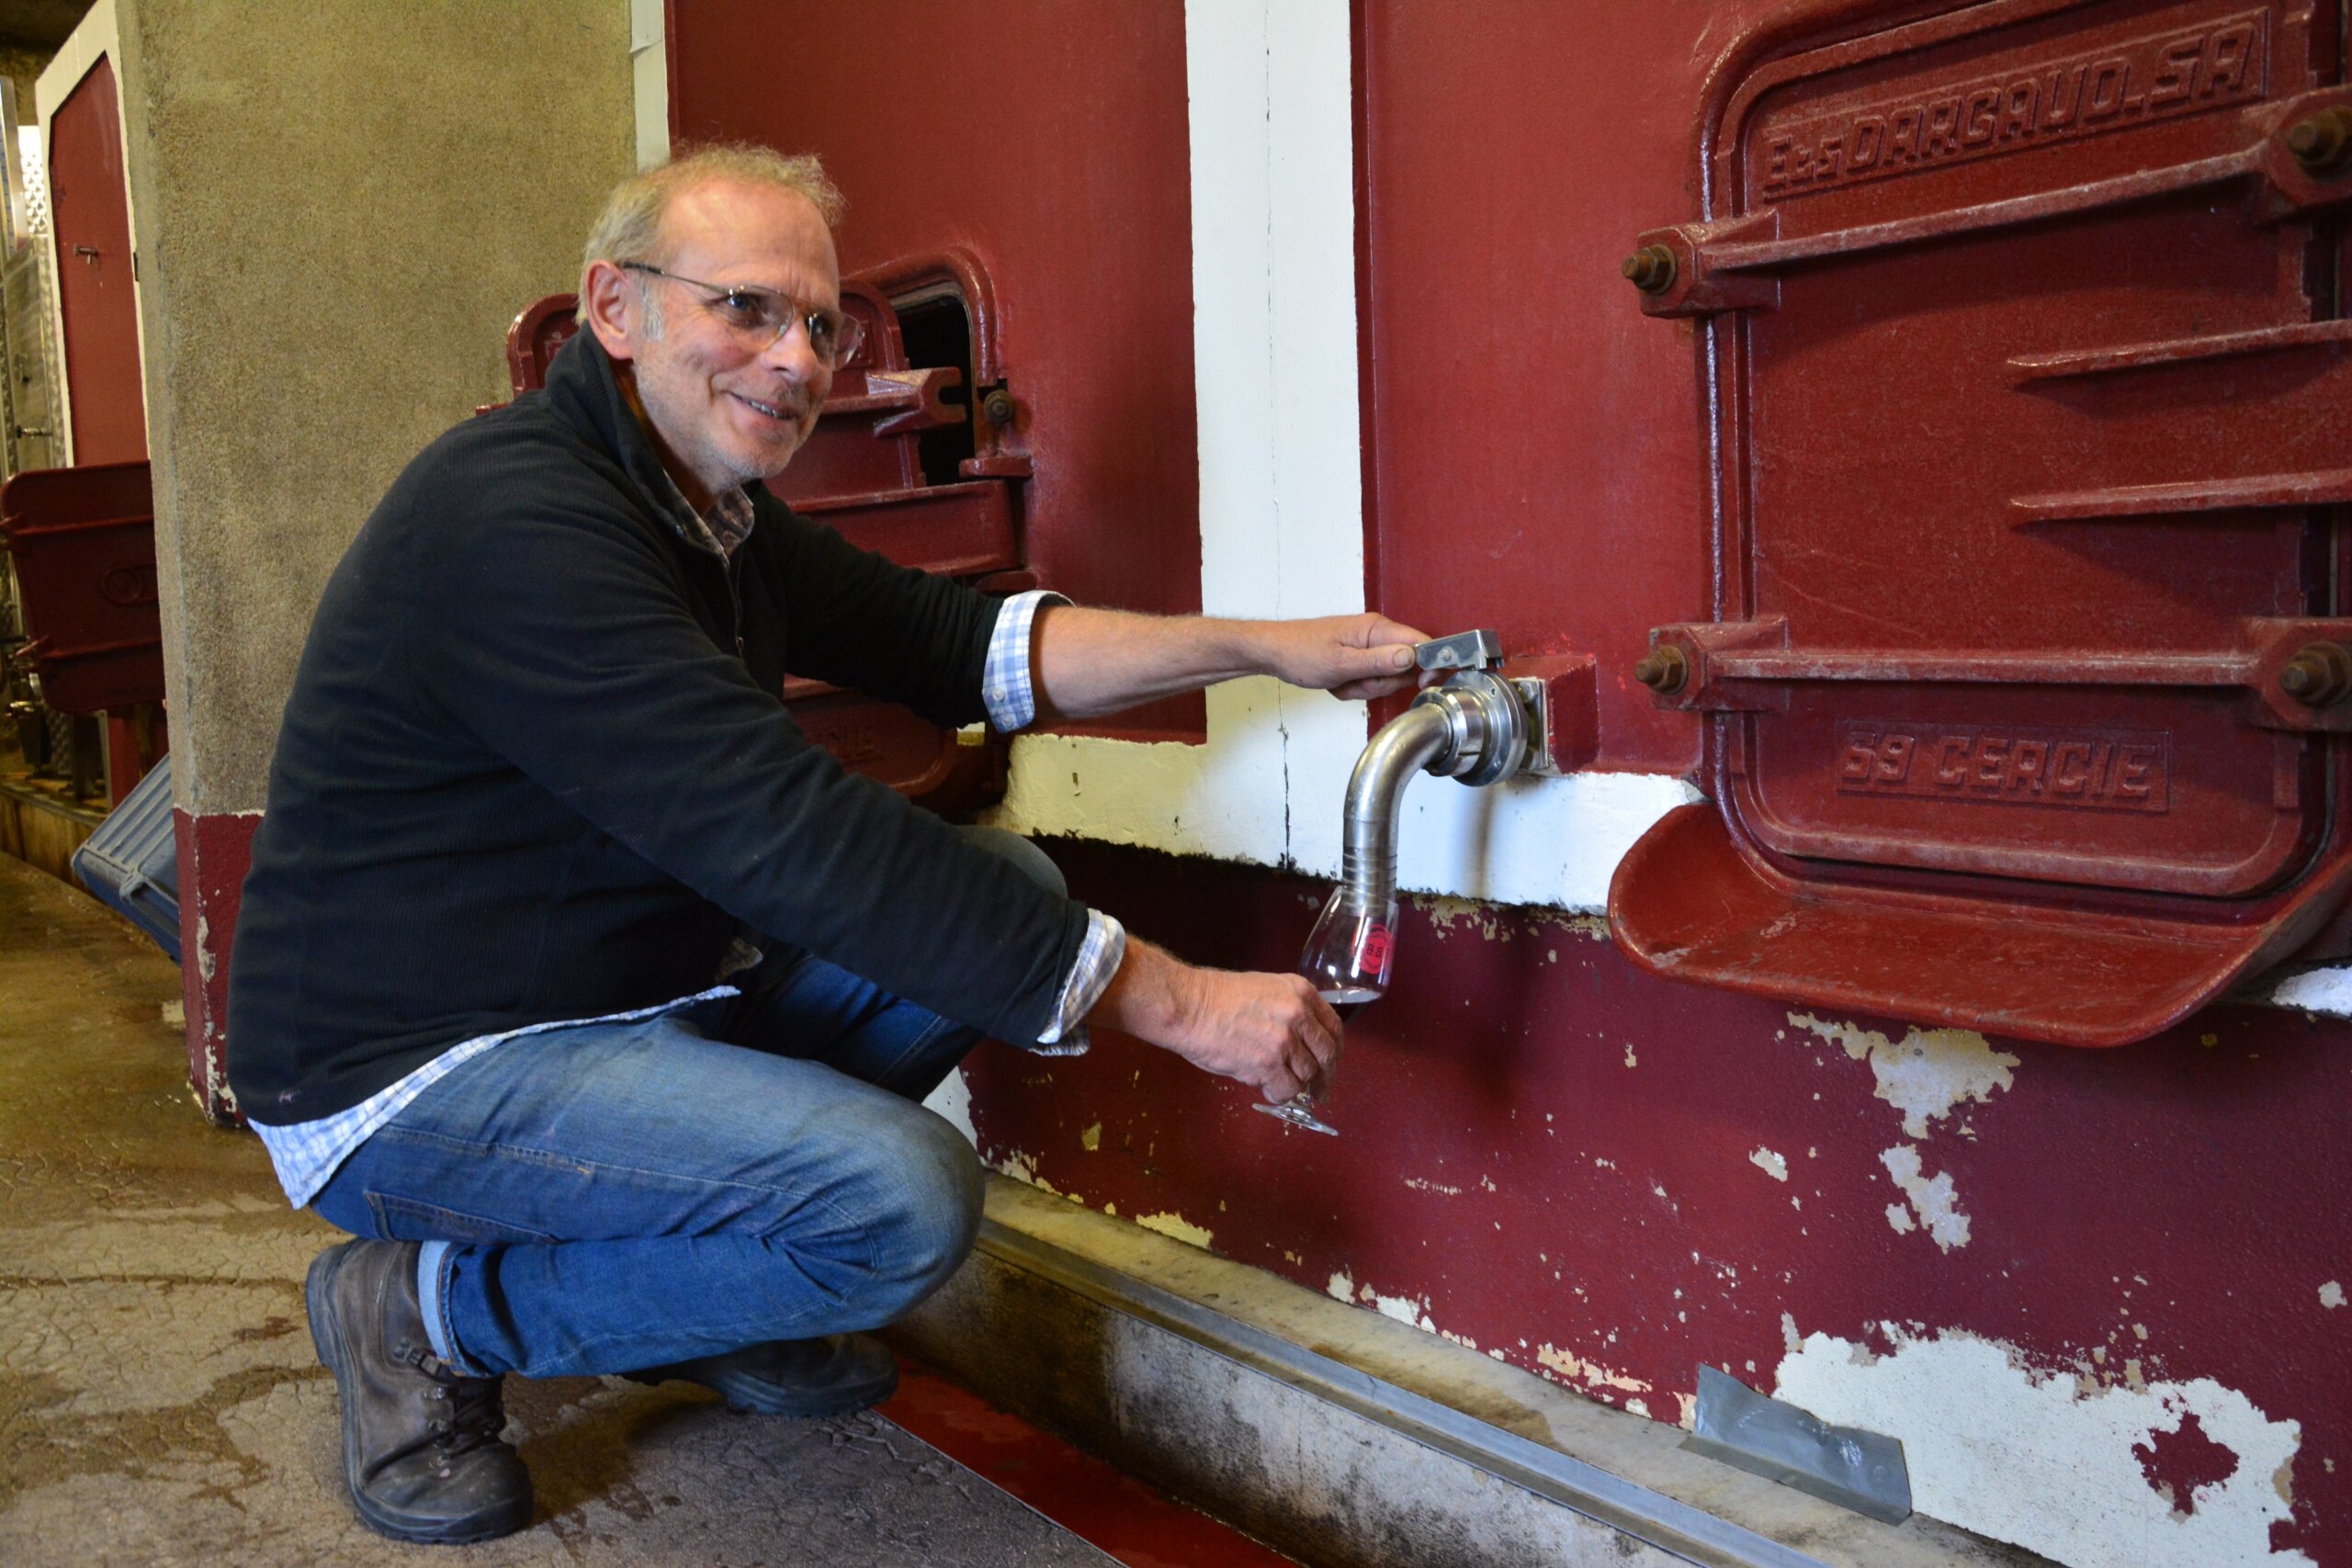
xmin=111 ymin=1 xmax=633 ymax=1118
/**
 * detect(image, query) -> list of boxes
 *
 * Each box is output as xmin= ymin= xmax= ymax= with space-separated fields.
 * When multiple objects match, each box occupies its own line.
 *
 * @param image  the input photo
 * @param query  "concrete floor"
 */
xmin=0 ymin=852 xmax=1119 ymax=1567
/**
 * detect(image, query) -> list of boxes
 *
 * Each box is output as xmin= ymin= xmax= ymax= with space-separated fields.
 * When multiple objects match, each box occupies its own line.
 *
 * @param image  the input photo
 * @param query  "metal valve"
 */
xmin=1408 ymin=629 xmax=1586 ymax=779
xmin=1413 ymin=629 xmax=1505 ymax=673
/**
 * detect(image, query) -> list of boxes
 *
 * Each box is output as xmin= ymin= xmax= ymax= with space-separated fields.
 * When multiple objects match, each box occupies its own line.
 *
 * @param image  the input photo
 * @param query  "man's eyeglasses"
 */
xmin=620 ymin=262 xmax=866 ymax=369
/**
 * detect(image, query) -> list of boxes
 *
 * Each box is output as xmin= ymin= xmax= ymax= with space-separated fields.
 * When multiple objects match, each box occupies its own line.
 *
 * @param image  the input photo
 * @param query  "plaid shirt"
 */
xmin=254 ymin=483 xmax=1123 ymax=1206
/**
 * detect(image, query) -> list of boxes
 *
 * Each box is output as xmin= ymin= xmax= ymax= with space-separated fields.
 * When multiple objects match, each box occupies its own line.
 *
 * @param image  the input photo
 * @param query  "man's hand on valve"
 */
xmin=1256 ymin=613 xmax=1433 ymax=701
xmin=1026 ymin=605 xmax=1434 ymax=720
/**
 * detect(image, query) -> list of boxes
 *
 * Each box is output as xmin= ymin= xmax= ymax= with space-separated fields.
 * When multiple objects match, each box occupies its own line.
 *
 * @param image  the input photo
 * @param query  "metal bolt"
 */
xmin=2279 ymin=641 xmax=2352 ymax=707
xmin=2285 ymin=107 xmax=2352 ymax=176
xmin=981 ymin=389 xmax=1017 ymax=427
xmin=1621 ymin=244 xmax=1677 ymax=295
xmin=1633 ymin=644 xmax=1688 ymax=695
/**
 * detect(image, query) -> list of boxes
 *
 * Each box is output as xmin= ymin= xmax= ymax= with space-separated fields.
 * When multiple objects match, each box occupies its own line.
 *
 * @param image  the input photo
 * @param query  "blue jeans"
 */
xmin=311 ymin=827 xmax=1057 ymax=1380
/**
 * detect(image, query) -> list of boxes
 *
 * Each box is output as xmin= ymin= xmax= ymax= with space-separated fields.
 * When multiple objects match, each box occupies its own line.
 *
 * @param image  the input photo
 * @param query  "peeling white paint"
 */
xmin=1325 ymin=1270 xmax=1354 ymax=1302
xmin=1747 ymin=1146 xmax=1789 ymax=1183
xmin=1422 ymin=896 xmax=1497 ymax=938
xmin=1884 ymin=1202 xmax=1916 ymax=1235
xmin=1776 ymin=1328 xmax=2312 ymax=1568
xmin=1366 ymin=1288 xmax=1437 ymax=1334
xmin=991 ymin=1150 xmax=1054 ymax=1193
xmin=1136 ymin=1211 xmax=1214 ymax=1250
xmin=2321 ymin=1281 xmax=2345 ymax=1311
xmin=1079 ymin=1122 xmax=1102 ymax=1151
xmin=990 ymin=1151 xmax=1085 ymax=1208
xmin=2266 ymin=965 xmax=2352 ymax=1016
xmin=920 ymin=1068 xmax=976 ymax=1146
xmin=1881 ymin=1145 xmax=1971 ymax=1251
xmin=1534 ymin=1343 xmax=1651 ymax=1395
xmin=1789 ymin=1012 xmax=2018 ymax=1138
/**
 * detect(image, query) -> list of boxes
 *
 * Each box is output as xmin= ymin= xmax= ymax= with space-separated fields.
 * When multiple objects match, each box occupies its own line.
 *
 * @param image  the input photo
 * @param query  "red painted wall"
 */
xmin=1356 ymin=1 xmax=1713 ymax=773
xmin=976 ymin=840 xmax=2349 ymax=1562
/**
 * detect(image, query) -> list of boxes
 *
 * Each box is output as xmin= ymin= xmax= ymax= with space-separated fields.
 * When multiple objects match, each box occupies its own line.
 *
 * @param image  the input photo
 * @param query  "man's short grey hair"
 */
xmin=575 ymin=143 xmax=846 ymax=327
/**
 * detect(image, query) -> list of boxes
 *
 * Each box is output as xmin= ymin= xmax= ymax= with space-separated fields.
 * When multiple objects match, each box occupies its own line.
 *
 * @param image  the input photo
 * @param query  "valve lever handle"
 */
xmin=1413 ymin=629 xmax=1503 ymax=672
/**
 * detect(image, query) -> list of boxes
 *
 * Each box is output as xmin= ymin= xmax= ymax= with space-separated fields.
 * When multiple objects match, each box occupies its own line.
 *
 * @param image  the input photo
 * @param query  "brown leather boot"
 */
xmin=305 ymin=1239 xmax=533 ymax=1543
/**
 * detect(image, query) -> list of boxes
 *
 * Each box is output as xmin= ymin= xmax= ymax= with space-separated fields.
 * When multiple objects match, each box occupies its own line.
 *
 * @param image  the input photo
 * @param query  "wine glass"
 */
xmin=1255 ymin=883 xmax=1395 ymax=1136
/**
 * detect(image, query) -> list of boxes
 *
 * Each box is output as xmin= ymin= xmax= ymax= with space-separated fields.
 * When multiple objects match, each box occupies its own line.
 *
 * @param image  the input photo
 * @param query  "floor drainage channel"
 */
xmin=969 ymin=1218 xmax=1836 ymax=1568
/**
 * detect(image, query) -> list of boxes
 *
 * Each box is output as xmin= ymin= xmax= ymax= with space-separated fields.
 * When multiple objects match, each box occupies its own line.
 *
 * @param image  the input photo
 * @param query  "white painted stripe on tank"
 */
xmin=988 ymin=0 xmax=1691 ymax=910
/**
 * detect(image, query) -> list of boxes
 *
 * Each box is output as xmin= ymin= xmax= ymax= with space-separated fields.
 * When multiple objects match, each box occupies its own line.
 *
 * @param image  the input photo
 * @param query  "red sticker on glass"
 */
xmin=1355 ymin=923 xmax=1392 ymax=977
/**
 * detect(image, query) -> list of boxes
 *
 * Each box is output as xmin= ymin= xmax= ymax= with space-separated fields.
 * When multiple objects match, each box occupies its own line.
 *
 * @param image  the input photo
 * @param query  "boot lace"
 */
xmin=395 ymin=1340 xmax=507 ymax=1458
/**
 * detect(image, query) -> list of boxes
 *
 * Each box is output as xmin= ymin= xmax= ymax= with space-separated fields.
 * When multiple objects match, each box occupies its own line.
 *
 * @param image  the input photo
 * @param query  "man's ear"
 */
xmin=580 ymin=259 xmax=643 ymax=363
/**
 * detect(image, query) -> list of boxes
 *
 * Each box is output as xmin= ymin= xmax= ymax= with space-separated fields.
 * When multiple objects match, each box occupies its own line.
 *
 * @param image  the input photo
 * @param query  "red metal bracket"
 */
xmin=1634 ymin=618 xmax=1792 ymax=712
xmin=1504 ymin=652 xmax=1599 ymax=774
xmin=1634 ymin=615 xmax=2352 ymax=734
xmin=821 ymin=365 xmax=967 ymax=438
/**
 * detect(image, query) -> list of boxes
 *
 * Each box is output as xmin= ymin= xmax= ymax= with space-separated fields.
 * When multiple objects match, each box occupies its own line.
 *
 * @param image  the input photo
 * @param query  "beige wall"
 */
xmin=0 ymin=45 xmax=49 ymax=116
xmin=116 ymin=0 xmax=633 ymax=814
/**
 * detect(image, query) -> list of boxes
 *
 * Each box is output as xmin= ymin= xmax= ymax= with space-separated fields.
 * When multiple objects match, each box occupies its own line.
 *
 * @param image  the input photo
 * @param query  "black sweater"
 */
xmin=227 ymin=332 xmax=1090 ymax=1124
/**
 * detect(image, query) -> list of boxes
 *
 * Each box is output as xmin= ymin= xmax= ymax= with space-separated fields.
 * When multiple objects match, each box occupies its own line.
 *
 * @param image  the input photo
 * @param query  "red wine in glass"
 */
xmin=1259 ymin=887 xmax=1392 ymax=1137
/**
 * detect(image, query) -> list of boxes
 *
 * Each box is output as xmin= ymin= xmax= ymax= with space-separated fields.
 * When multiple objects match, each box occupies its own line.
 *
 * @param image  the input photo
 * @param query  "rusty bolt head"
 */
xmin=1621 ymin=244 xmax=1677 ymax=295
xmin=2280 ymin=641 xmax=2352 ymax=707
xmin=981 ymin=389 xmax=1017 ymax=427
xmin=1633 ymin=644 xmax=1688 ymax=695
xmin=2285 ymin=107 xmax=2352 ymax=176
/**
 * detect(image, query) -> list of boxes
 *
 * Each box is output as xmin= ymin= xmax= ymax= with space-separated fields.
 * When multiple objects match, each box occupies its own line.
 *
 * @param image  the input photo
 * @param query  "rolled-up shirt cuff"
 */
xmin=980 ymin=589 xmax=1071 ymax=733
xmin=1031 ymin=908 xmax=1125 ymax=1056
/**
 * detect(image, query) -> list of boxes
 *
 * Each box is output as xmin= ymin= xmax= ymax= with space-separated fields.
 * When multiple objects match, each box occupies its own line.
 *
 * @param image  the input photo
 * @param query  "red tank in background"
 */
xmin=0 ymin=459 xmax=165 ymax=803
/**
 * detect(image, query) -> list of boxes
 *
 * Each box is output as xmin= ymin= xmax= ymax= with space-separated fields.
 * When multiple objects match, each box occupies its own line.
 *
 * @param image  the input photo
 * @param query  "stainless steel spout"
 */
xmin=1339 ymin=667 xmax=1532 ymax=913
xmin=1278 ymin=638 xmax=1542 ymax=1135
xmin=1276 ymin=634 xmax=1551 ymax=1135
xmin=1340 ymin=703 xmax=1454 ymax=910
